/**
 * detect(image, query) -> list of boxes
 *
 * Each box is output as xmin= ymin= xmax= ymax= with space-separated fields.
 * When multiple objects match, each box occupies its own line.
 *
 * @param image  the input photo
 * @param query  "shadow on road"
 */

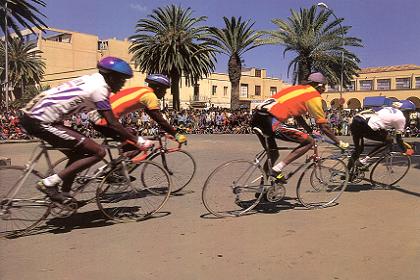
xmin=345 ymin=183 xmax=420 ymax=198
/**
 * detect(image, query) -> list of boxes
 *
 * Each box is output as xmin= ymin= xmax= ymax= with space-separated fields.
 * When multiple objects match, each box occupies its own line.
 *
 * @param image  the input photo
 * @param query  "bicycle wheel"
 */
xmin=202 ymin=160 xmax=265 ymax=218
xmin=369 ymin=152 xmax=410 ymax=187
xmin=148 ymin=150 xmax=196 ymax=193
xmin=0 ymin=166 xmax=51 ymax=237
xmin=297 ymin=158 xmax=349 ymax=208
xmin=96 ymin=160 xmax=171 ymax=221
xmin=52 ymin=157 xmax=108 ymax=202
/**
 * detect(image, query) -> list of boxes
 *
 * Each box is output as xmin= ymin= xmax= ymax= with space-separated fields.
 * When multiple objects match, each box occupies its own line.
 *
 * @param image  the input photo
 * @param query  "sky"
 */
xmin=38 ymin=0 xmax=420 ymax=83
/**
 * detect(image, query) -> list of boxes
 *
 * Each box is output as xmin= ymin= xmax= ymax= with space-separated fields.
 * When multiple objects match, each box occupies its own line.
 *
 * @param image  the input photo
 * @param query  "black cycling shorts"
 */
xmin=350 ymin=116 xmax=388 ymax=142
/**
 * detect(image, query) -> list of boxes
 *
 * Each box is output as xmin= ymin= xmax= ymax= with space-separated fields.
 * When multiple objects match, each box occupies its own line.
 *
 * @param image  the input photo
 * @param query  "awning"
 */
xmin=400 ymin=100 xmax=416 ymax=110
xmin=363 ymin=96 xmax=392 ymax=107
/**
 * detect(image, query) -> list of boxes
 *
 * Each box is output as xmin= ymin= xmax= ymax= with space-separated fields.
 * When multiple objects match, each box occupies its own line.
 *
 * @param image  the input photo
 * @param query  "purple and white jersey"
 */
xmin=23 ymin=73 xmax=111 ymax=123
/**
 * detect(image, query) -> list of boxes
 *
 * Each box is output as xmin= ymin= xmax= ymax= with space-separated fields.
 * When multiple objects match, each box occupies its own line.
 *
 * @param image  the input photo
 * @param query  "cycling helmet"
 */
xmin=97 ymin=56 xmax=133 ymax=78
xmin=145 ymin=74 xmax=171 ymax=87
xmin=308 ymin=72 xmax=327 ymax=84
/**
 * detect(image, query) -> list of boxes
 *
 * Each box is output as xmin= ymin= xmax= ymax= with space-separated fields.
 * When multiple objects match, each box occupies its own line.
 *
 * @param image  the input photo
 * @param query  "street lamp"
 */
xmin=317 ymin=2 xmax=345 ymax=110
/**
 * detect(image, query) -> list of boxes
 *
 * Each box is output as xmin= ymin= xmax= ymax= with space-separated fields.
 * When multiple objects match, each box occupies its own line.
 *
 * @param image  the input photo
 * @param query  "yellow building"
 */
xmin=324 ymin=65 xmax=420 ymax=110
xmin=17 ymin=27 xmax=286 ymax=109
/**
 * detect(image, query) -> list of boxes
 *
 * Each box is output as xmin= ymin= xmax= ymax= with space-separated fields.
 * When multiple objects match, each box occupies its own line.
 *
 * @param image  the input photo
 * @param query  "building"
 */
xmin=324 ymin=64 xmax=420 ymax=110
xmin=13 ymin=27 xmax=286 ymax=109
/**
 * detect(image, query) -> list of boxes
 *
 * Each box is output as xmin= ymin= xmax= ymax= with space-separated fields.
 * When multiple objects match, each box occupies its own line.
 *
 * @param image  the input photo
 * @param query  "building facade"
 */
xmin=20 ymin=27 xmax=286 ymax=109
xmin=324 ymin=65 xmax=420 ymax=110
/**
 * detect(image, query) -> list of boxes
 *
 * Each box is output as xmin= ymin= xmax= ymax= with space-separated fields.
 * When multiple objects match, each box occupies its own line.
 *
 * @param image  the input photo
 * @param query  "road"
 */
xmin=1 ymin=135 xmax=419 ymax=280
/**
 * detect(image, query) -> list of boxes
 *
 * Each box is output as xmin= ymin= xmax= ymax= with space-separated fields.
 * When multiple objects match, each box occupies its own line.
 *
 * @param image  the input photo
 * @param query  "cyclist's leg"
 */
xmin=364 ymin=130 xmax=391 ymax=157
xmin=272 ymin=124 xmax=313 ymax=169
xmin=348 ymin=117 xmax=366 ymax=170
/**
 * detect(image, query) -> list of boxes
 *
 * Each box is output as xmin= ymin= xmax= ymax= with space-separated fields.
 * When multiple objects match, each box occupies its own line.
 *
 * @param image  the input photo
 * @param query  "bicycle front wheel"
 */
xmin=149 ymin=150 xmax=196 ymax=193
xmin=96 ymin=160 xmax=172 ymax=221
xmin=369 ymin=152 xmax=410 ymax=187
xmin=202 ymin=160 xmax=265 ymax=218
xmin=297 ymin=158 xmax=349 ymax=208
xmin=0 ymin=166 xmax=51 ymax=238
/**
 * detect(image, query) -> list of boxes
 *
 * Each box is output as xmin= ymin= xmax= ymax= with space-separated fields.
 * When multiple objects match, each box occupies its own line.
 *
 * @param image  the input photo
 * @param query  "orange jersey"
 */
xmin=260 ymin=85 xmax=327 ymax=124
xmin=92 ymin=87 xmax=160 ymax=125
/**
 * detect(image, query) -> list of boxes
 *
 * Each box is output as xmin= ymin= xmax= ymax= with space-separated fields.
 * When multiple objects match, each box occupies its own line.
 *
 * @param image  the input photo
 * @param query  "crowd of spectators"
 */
xmin=1 ymin=107 xmax=419 ymax=141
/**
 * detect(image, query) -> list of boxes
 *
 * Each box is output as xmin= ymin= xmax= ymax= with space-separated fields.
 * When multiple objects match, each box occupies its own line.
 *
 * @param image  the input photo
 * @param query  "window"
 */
xmin=223 ymin=86 xmax=228 ymax=96
xmin=416 ymin=77 xmax=420 ymax=89
xmin=359 ymin=80 xmax=373 ymax=91
xmin=329 ymin=84 xmax=340 ymax=91
xmin=346 ymin=81 xmax=355 ymax=91
xmin=193 ymin=84 xmax=200 ymax=101
xmin=377 ymin=79 xmax=391 ymax=90
xmin=240 ymin=84 xmax=248 ymax=98
xmin=270 ymin=87 xmax=277 ymax=95
xmin=255 ymin=85 xmax=261 ymax=96
xmin=212 ymin=85 xmax=217 ymax=96
xmin=396 ymin=78 xmax=411 ymax=89
xmin=255 ymin=69 xmax=261 ymax=77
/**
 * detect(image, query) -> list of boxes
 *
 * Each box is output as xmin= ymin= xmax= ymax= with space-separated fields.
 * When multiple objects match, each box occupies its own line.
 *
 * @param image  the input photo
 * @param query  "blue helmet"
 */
xmin=98 ymin=56 xmax=133 ymax=78
xmin=146 ymin=74 xmax=171 ymax=87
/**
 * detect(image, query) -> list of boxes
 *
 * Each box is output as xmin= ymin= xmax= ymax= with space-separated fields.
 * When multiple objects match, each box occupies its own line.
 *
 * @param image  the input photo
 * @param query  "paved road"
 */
xmin=1 ymin=135 xmax=419 ymax=280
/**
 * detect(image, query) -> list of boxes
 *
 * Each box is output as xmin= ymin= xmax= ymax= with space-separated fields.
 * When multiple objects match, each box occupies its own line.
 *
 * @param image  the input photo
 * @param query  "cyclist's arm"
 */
xmin=146 ymin=109 xmax=177 ymax=136
xmin=295 ymin=116 xmax=313 ymax=134
xmin=100 ymin=110 xmax=138 ymax=143
xmin=395 ymin=131 xmax=412 ymax=152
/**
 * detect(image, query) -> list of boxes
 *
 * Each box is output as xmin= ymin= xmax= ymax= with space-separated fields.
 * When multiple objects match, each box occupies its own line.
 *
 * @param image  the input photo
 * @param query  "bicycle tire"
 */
xmin=202 ymin=160 xmax=265 ymax=218
xmin=52 ymin=157 xmax=109 ymax=201
xmin=0 ymin=166 xmax=51 ymax=238
xmin=148 ymin=150 xmax=196 ymax=193
xmin=96 ymin=160 xmax=172 ymax=221
xmin=297 ymin=158 xmax=349 ymax=208
xmin=369 ymin=152 xmax=410 ymax=187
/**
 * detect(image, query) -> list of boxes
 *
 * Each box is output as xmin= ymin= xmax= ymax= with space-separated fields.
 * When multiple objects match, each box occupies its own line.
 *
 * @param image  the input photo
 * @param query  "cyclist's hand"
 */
xmin=338 ymin=141 xmax=349 ymax=150
xmin=175 ymin=133 xmax=187 ymax=144
xmin=405 ymin=148 xmax=414 ymax=156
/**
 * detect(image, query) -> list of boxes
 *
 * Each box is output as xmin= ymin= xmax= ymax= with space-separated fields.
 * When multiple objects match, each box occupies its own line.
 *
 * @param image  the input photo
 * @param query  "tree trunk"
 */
xmin=228 ymin=54 xmax=241 ymax=110
xmin=171 ymin=72 xmax=181 ymax=111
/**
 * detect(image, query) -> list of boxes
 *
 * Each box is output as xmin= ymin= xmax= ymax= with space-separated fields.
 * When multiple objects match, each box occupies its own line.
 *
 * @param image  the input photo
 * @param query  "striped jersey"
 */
xmin=257 ymin=85 xmax=327 ymax=124
xmin=90 ymin=87 xmax=160 ymax=125
xmin=22 ymin=73 xmax=111 ymax=123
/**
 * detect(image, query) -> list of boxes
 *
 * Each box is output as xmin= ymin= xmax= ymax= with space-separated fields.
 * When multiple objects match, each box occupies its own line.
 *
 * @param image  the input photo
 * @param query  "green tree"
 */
xmin=129 ymin=4 xmax=216 ymax=111
xmin=1 ymin=0 xmax=48 ymax=38
xmin=0 ymin=37 xmax=45 ymax=104
xmin=209 ymin=17 xmax=263 ymax=110
xmin=259 ymin=5 xmax=362 ymax=85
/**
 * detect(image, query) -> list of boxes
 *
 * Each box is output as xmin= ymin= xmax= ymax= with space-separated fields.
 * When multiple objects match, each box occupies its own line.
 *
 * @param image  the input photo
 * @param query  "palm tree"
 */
xmin=259 ymin=5 xmax=362 ymax=85
xmin=0 ymin=37 xmax=45 ymax=104
xmin=1 ymin=0 xmax=48 ymax=37
xmin=209 ymin=17 xmax=263 ymax=110
xmin=129 ymin=4 xmax=216 ymax=111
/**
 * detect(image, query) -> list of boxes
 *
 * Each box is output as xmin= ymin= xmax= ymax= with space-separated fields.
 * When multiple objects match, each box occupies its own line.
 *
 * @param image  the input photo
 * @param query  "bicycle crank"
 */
xmin=50 ymin=199 xmax=78 ymax=218
xmin=265 ymin=184 xmax=286 ymax=203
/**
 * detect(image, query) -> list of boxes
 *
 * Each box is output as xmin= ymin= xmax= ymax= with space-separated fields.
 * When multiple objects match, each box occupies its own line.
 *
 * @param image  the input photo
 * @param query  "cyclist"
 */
xmin=251 ymin=72 xmax=349 ymax=183
xmin=88 ymin=74 xmax=187 ymax=151
xmin=348 ymin=102 xmax=414 ymax=173
xmin=20 ymin=56 xmax=147 ymax=203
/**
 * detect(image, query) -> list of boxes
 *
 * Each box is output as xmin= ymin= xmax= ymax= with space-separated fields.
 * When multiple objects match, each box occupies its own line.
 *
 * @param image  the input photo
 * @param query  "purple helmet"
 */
xmin=97 ymin=56 xmax=133 ymax=78
xmin=145 ymin=74 xmax=171 ymax=87
xmin=308 ymin=72 xmax=327 ymax=84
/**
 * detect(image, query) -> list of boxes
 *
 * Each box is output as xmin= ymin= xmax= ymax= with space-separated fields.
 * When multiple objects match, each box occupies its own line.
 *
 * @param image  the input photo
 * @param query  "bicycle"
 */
xmin=0 ymin=140 xmax=172 ymax=238
xmin=202 ymin=128 xmax=349 ymax=218
xmin=338 ymin=142 xmax=411 ymax=187
xmin=53 ymin=129 xmax=195 ymax=194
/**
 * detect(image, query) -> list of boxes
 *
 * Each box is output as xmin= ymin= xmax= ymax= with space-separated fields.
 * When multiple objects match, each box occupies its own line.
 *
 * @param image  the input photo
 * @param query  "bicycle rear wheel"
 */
xmin=96 ymin=160 xmax=171 ymax=221
xmin=148 ymin=150 xmax=196 ymax=193
xmin=202 ymin=160 xmax=265 ymax=218
xmin=0 ymin=166 xmax=51 ymax=238
xmin=297 ymin=158 xmax=349 ymax=208
xmin=369 ymin=152 xmax=410 ymax=187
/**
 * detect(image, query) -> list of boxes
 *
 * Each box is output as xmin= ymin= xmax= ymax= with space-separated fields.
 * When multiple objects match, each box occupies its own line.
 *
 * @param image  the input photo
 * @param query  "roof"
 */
xmin=359 ymin=64 xmax=420 ymax=74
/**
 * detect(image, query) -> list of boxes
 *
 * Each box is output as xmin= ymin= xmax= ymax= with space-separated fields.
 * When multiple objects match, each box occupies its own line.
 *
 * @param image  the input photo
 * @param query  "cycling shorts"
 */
xmin=251 ymin=110 xmax=309 ymax=143
xmin=20 ymin=114 xmax=86 ymax=149
xmin=350 ymin=116 xmax=388 ymax=142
